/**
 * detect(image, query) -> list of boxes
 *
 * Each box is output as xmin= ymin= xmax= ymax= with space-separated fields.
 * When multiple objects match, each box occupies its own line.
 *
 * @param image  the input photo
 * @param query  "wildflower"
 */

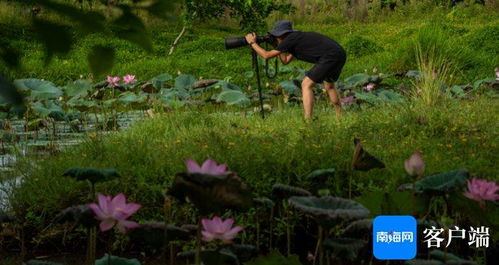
xmin=123 ymin=74 xmax=136 ymax=84
xmin=404 ymin=151 xmax=425 ymax=176
xmin=201 ymin=216 xmax=243 ymax=243
xmin=364 ymin=83 xmax=375 ymax=92
xmin=106 ymin=76 xmax=120 ymax=87
xmin=88 ymin=194 xmax=141 ymax=233
xmin=463 ymin=177 xmax=499 ymax=201
xmin=341 ymin=96 xmax=355 ymax=105
xmin=185 ymin=158 xmax=228 ymax=175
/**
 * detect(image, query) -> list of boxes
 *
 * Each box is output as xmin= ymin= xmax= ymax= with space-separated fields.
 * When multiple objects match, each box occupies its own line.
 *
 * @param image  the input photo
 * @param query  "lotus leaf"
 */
xmin=128 ymin=222 xmax=191 ymax=248
xmin=161 ymin=89 xmax=190 ymax=101
xmin=413 ymin=169 xmax=469 ymax=194
xmin=54 ymin=204 xmax=98 ymax=228
xmin=271 ymin=184 xmax=311 ymax=200
xmin=218 ymin=81 xmax=242 ymax=91
xmin=119 ymin=92 xmax=147 ymax=105
xmin=95 ymin=254 xmax=141 ymax=265
xmin=66 ymin=98 xmax=97 ymax=111
xmin=406 ymin=70 xmax=421 ymax=78
xmin=245 ymin=251 xmax=302 ymax=265
xmin=323 ymin=238 xmax=367 ymax=260
xmin=151 ymin=73 xmax=172 ymax=89
xmin=280 ymin=80 xmax=301 ymax=96
xmin=25 ymin=260 xmax=63 ymax=265
xmin=216 ymin=90 xmax=251 ymax=107
xmin=405 ymin=260 xmax=444 ymax=265
xmin=304 ymin=168 xmax=335 ymax=192
xmin=64 ymin=79 xmax=92 ymax=98
xmin=175 ymin=74 xmax=196 ymax=90
xmin=354 ymin=92 xmax=382 ymax=105
xmin=377 ymin=90 xmax=404 ymax=103
xmin=352 ymin=138 xmax=385 ymax=171
xmin=168 ymin=172 xmax=253 ymax=214
xmin=344 ymin=73 xmax=370 ymax=87
xmin=62 ymin=167 xmax=120 ymax=183
xmin=30 ymin=101 xmax=66 ymax=120
xmin=13 ymin=78 xmax=62 ymax=100
xmin=343 ymin=218 xmax=373 ymax=238
xmin=288 ymin=196 xmax=369 ymax=225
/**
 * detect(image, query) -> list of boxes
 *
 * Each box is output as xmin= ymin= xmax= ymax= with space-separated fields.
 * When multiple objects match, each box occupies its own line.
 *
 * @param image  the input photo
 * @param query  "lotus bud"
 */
xmin=404 ymin=151 xmax=425 ymax=177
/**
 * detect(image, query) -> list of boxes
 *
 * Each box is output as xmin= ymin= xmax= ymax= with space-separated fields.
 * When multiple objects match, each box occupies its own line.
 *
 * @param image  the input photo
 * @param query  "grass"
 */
xmin=7 ymin=97 xmax=498 ymax=243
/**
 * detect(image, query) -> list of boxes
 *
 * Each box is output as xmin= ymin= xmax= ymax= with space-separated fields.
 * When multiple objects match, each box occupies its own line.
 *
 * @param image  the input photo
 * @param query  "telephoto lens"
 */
xmin=224 ymin=34 xmax=275 ymax=50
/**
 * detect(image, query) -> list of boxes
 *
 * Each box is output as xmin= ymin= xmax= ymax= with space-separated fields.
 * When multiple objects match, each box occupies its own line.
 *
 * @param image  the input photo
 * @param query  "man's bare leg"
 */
xmin=324 ymin=81 xmax=342 ymax=117
xmin=301 ymin=77 xmax=316 ymax=119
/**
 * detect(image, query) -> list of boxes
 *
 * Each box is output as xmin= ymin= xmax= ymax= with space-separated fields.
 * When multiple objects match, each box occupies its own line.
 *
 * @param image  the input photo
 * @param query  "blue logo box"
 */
xmin=373 ymin=215 xmax=417 ymax=260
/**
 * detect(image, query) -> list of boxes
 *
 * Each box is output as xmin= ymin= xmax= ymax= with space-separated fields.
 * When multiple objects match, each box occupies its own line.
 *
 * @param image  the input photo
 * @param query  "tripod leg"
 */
xmin=252 ymin=50 xmax=265 ymax=119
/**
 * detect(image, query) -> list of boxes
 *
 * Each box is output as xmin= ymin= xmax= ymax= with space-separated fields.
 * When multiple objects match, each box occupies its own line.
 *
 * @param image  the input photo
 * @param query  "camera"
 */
xmin=224 ymin=34 xmax=276 ymax=50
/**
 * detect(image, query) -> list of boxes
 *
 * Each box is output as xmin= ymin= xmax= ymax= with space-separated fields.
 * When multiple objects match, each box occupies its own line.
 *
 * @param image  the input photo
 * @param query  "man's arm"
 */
xmin=245 ymin=33 xmax=281 ymax=60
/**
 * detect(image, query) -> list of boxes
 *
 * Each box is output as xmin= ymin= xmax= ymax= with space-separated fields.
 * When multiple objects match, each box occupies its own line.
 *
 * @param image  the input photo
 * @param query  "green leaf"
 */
xmin=271 ymin=184 xmax=311 ymax=200
xmin=288 ymin=196 xmax=369 ymax=226
xmin=32 ymin=18 xmax=73 ymax=64
xmin=30 ymin=101 xmax=65 ymax=120
xmin=245 ymin=251 xmax=303 ymax=265
xmin=64 ymin=79 xmax=92 ymax=98
xmin=0 ymin=75 xmax=25 ymax=115
xmin=351 ymin=139 xmax=385 ymax=171
xmin=344 ymin=73 xmax=370 ymax=87
xmin=119 ymin=92 xmax=147 ymax=105
xmin=62 ymin=167 xmax=120 ymax=184
xmin=95 ymin=254 xmax=141 ymax=265
xmin=377 ymin=90 xmax=404 ymax=103
xmin=174 ymin=74 xmax=196 ymax=90
xmin=151 ymin=73 xmax=172 ymax=89
xmin=14 ymin=79 xmax=62 ymax=100
xmin=216 ymin=90 xmax=250 ymax=107
xmin=88 ymin=45 xmax=115 ymax=78
xmin=25 ymin=260 xmax=63 ymax=265
xmin=144 ymin=0 xmax=177 ymax=19
xmin=414 ymin=169 xmax=469 ymax=194
xmin=128 ymin=222 xmax=192 ymax=248
xmin=113 ymin=8 xmax=153 ymax=52
xmin=280 ymin=80 xmax=301 ymax=96
xmin=201 ymin=249 xmax=239 ymax=265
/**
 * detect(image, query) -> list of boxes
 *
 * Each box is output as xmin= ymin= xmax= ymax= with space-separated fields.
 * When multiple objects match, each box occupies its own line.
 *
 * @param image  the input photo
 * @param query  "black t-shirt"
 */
xmin=276 ymin=31 xmax=345 ymax=64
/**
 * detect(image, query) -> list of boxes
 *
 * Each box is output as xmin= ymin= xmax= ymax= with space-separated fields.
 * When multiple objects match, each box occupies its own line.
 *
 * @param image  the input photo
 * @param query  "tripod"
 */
xmin=251 ymin=49 xmax=278 ymax=119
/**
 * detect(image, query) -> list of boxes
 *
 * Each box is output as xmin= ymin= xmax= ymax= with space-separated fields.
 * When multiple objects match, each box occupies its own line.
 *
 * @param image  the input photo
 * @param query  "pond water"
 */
xmin=0 ymin=111 xmax=146 ymax=209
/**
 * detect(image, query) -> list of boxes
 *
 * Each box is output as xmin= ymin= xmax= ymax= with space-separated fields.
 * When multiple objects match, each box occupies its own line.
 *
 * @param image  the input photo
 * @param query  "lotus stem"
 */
xmin=285 ymin=202 xmax=291 ymax=256
xmin=195 ymin=220 xmax=201 ymax=265
xmin=256 ymin=213 xmax=260 ymax=252
xmin=269 ymin=206 xmax=274 ymax=250
xmin=313 ymin=225 xmax=323 ymax=265
xmin=163 ymin=196 xmax=172 ymax=265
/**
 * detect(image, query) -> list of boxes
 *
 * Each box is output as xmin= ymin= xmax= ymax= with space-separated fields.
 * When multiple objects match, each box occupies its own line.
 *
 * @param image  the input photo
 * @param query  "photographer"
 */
xmin=245 ymin=20 xmax=346 ymax=119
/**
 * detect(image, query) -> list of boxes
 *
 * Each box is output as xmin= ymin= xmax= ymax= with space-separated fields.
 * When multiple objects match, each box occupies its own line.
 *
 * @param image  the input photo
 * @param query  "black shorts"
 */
xmin=306 ymin=52 xmax=347 ymax=83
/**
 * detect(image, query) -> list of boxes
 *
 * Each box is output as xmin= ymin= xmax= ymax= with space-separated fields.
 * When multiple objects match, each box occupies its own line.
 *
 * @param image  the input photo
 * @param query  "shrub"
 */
xmin=344 ymin=35 xmax=383 ymax=57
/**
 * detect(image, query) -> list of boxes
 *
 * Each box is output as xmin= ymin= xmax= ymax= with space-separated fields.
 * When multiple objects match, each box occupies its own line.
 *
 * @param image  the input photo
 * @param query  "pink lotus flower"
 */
xmin=185 ymin=158 xmax=228 ymax=175
xmin=404 ymin=151 xmax=425 ymax=176
xmin=88 ymin=193 xmax=141 ymax=233
xmin=201 ymin=216 xmax=243 ymax=243
xmin=106 ymin=76 xmax=120 ymax=87
xmin=341 ymin=96 xmax=355 ymax=106
xmin=495 ymin=67 xmax=499 ymax=81
xmin=463 ymin=177 xmax=499 ymax=201
xmin=364 ymin=83 xmax=375 ymax=92
xmin=123 ymin=74 xmax=136 ymax=84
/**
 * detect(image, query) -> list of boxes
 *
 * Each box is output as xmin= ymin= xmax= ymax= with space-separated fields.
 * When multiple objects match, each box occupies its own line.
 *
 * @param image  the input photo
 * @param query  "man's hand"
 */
xmin=245 ymin=32 xmax=257 ymax=44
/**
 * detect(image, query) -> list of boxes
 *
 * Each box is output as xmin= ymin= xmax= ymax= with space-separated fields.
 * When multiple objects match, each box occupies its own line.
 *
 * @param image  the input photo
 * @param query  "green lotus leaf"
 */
xmin=161 ymin=89 xmax=190 ymax=101
xmin=151 ymin=73 xmax=172 ymax=89
xmin=304 ymin=168 xmax=335 ymax=192
xmin=245 ymin=251 xmax=302 ymax=265
xmin=405 ymin=260 xmax=444 ymax=265
xmin=25 ymin=260 xmax=63 ymax=265
xmin=54 ymin=204 xmax=98 ymax=228
xmin=168 ymin=172 xmax=253 ymax=214
xmin=175 ymin=74 xmax=196 ymax=90
xmin=288 ymin=196 xmax=369 ymax=225
xmin=66 ymin=98 xmax=97 ymax=111
xmin=354 ymin=92 xmax=382 ymax=105
xmin=406 ymin=70 xmax=421 ymax=78
xmin=64 ymin=79 xmax=92 ymax=98
xmin=62 ymin=167 xmax=120 ymax=183
xmin=343 ymin=218 xmax=373 ymax=238
xmin=352 ymin=138 xmax=385 ymax=171
xmin=430 ymin=250 xmax=477 ymax=265
xmin=377 ymin=90 xmax=404 ymax=103
xmin=323 ymin=238 xmax=367 ymax=260
xmin=13 ymin=78 xmax=62 ymax=100
xmin=412 ymin=168 xmax=469 ymax=194
xmin=271 ymin=184 xmax=311 ymax=200
xmin=216 ymin=90 xmax=251 ymax=107
xmin=30 ymin=101 xmax=66 ymax=120
xmin=253 ymin=197 xmax=275 ymax=208
xmin=280 ymin=80 xmax=301 ymax=96
xmin=119 ymin=92 xmax=147 ymax=105
xmin=128 ymin=222 xmax=191 ymax=248
xmin=218 ymin=80 xmax=242 ymax=91
xmin=95 ymin=254 xmax=141 ymax=265
xmin=344 ymin=73 xmax=370 ymax=87
xmin=177 ymin=249 xmax=239 ymax=265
